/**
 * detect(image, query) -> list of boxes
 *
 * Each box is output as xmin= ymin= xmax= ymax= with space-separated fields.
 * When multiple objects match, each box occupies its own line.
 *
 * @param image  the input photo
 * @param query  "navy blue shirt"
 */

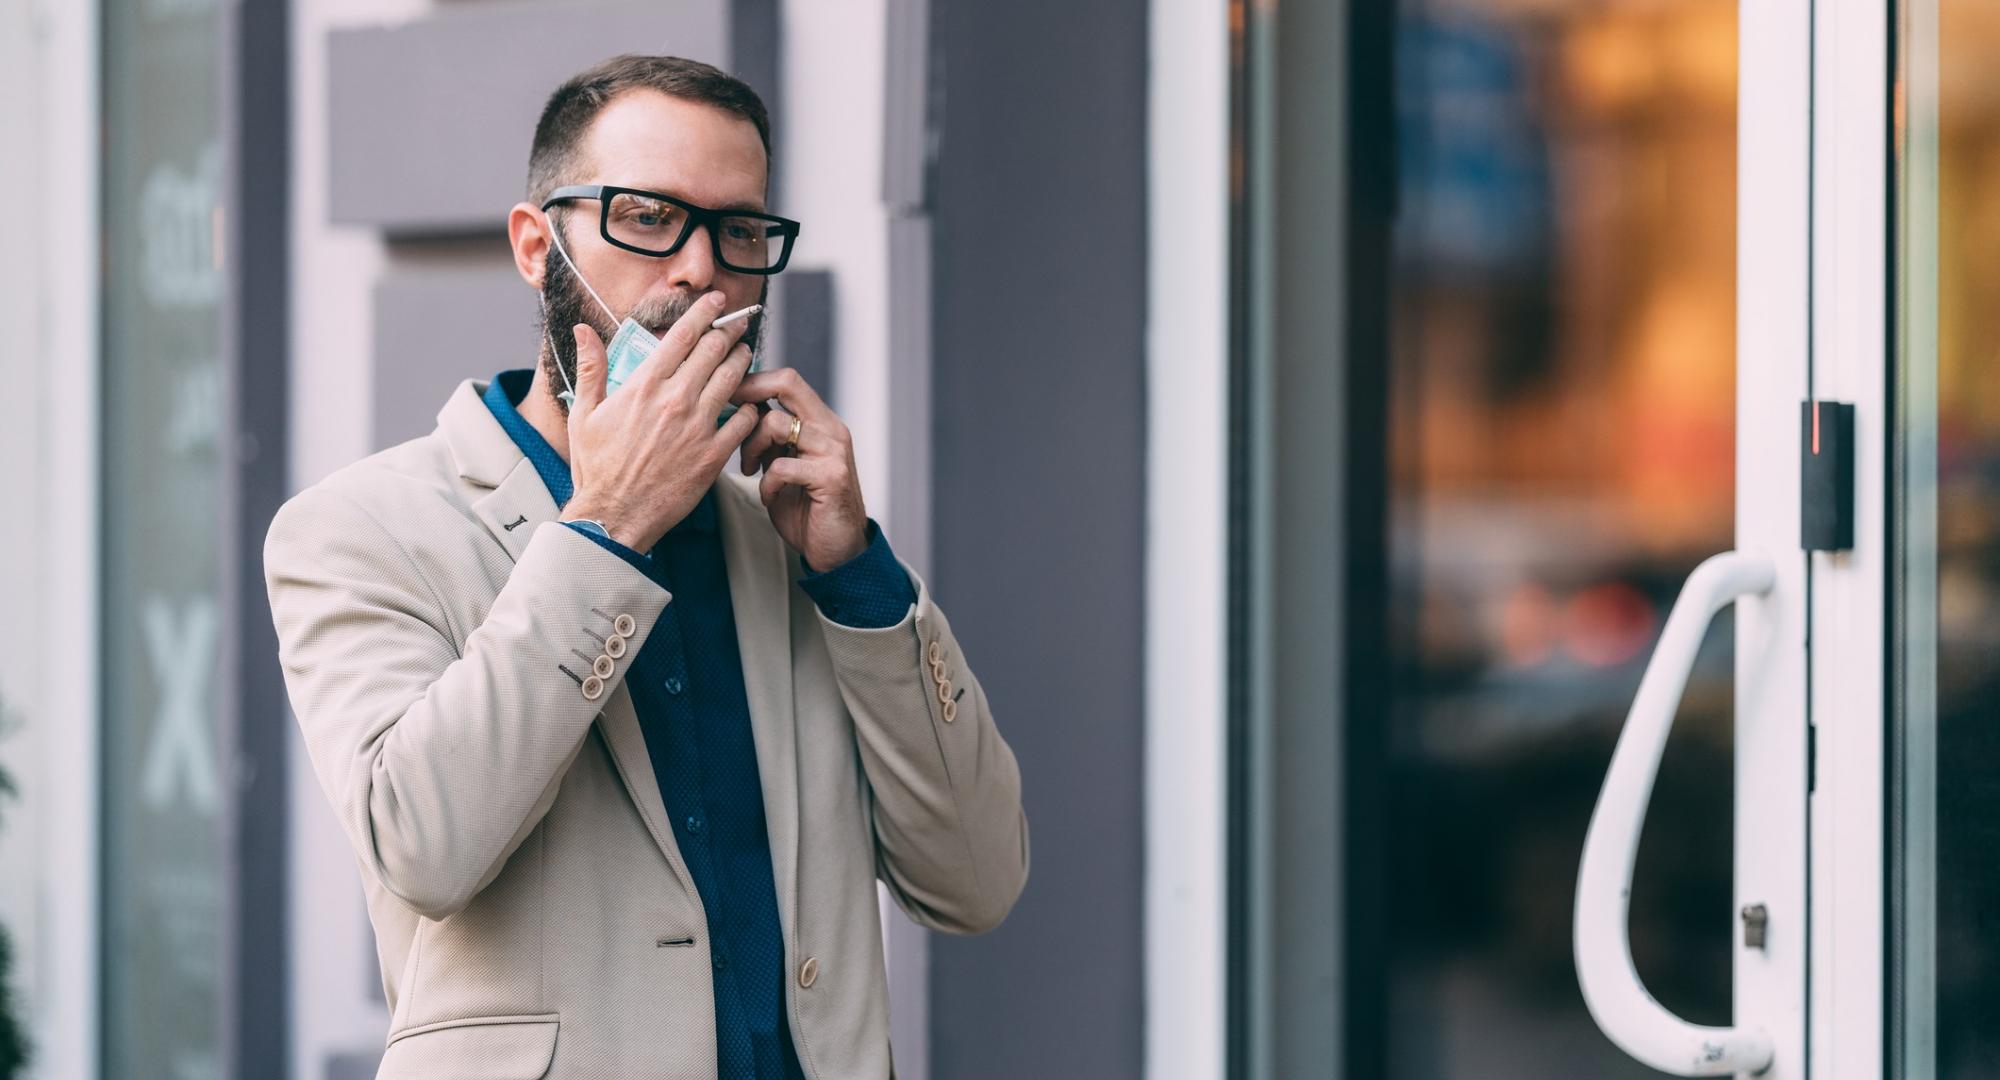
xmin=482 ymin=370 xmax=914 ymax=1079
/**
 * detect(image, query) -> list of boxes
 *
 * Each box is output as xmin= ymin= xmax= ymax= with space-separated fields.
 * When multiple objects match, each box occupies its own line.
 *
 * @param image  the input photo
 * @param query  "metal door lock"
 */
xmin=1741 ymin=903 xmax=1769 ymax=950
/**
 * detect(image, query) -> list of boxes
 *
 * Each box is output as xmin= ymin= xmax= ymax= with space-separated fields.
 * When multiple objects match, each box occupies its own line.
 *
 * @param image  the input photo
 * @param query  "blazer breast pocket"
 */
xmin=377 ymin=1013 xmax=559 ymax=1080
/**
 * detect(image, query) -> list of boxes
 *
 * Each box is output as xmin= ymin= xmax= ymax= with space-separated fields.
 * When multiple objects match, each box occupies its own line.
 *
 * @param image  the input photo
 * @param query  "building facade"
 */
xmin=1 ymin=0 xmax=1995 ymax=1078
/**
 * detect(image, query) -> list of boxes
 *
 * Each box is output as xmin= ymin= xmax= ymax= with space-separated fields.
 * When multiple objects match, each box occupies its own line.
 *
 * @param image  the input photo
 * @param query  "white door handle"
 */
xmin=1574 ymin=550 xmax=1776 ymax=1076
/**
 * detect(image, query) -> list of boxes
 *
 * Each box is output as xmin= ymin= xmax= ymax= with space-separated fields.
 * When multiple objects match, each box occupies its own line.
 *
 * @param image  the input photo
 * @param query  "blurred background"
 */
xmin=0 ymin=0 xmax=1995 ymax=1077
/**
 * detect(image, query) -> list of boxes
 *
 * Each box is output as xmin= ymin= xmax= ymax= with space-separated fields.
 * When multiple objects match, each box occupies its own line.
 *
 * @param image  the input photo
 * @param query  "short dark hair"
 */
xmin=526 ymin=54 xmax=771 ymax=206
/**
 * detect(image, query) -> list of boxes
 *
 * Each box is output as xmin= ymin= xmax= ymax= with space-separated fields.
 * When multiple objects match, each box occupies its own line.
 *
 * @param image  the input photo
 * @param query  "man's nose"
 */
xmin=663 ymin=223 xmax=718 ymax=292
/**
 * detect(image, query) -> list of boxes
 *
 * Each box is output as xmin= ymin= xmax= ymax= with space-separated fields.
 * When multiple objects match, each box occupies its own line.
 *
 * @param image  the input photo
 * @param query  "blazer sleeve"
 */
xmin=264 ymin=487 xmax=672 ymax=920
xmin=814 ymin=561 xmax=1030 ymax=935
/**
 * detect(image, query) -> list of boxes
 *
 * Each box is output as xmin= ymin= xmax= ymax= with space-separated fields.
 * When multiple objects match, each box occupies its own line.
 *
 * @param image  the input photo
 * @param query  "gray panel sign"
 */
xmin=373 ymin=268 xmax=539 ymax=449
xmin=775 ymin=268 xmax=833 ymax=404
xmin=329 ymin=1 xmax=729 ymax=235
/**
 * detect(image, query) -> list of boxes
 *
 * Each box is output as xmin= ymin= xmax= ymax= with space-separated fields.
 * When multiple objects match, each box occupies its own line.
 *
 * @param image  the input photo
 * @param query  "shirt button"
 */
xmin=685 ymin=815 xmax=703 ymax=834
xmin=665 ymin=676 xmax=685 ymax=695
xmin=713 ymin=953 xmax=728 ymax=971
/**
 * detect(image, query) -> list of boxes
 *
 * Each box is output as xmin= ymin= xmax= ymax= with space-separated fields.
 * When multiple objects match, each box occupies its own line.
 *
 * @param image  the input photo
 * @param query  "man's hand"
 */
xmin=732 ymin=368 xmax=870 ymax=572
xmin=562 ymin=290 xmax=760 ymax=552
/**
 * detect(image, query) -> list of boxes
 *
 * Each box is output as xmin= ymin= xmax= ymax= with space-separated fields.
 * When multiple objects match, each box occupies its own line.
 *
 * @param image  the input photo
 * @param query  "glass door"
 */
xmin=1348 ymin=2 xmax=1774 ymax=1072
xmin=1586 ymin=0 xmax=1991 ymax=1075
xmin=1231 ymin=0 xmax=1998 ymax=1073
xmin=1567 ymin=2 xmax=1813 ymax=1077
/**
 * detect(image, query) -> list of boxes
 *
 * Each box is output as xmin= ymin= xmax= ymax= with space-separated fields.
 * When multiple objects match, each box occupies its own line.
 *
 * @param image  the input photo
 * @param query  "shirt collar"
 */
xmin=482 ymin=369 xmax=718 ymax=535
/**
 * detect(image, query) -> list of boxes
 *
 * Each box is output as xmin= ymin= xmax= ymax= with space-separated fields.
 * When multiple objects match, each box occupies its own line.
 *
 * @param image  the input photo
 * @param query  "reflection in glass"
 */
xmin=1895 ymin=0 xmax=2000 ymax=1073
xmin=1386 ymin=1 xmax=1737 ymax=1075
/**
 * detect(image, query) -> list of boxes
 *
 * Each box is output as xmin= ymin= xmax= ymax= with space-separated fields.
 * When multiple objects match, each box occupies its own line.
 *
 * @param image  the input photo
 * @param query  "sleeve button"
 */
xmin=614 ymin=613 xmax=636 ymax=637
xmin=592 ymin=654 xmax=615 ymax=678
xmin=581 ymin=674 xmax=605 ymax=701
xmin=603 ymin=633 xmax=627 ymax=659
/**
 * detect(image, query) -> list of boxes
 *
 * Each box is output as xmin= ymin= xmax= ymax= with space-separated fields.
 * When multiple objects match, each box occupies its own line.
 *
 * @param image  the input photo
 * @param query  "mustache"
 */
xmin=632 ymin=292 xmax=766 ymax=355
xmin=629 ymin=293 xmax=698 ymax=335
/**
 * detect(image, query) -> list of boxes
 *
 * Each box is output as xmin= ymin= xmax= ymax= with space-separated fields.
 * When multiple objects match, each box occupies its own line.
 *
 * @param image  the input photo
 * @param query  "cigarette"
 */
xmin=712 ymin=304 xmax=762 ymax=328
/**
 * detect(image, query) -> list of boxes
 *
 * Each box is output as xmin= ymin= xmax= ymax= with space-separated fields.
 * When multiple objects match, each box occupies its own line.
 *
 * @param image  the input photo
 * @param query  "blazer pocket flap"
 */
xmin=381 ymin=1013 xmax=559 ymax=1080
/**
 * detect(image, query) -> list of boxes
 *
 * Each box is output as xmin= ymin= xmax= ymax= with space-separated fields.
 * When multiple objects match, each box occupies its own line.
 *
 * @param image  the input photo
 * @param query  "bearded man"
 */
xmin=264 ymin=54 xmax=1028 ymax=1080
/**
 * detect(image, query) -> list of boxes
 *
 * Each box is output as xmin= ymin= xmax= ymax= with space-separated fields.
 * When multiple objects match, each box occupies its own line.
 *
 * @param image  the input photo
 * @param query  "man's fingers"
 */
xmin=757 ymin=454 xmax=823 ymax=507
xmin=569 ymin=323 xmax=608 ymax=422
xmin=738 ymin=404 xmax=815 ymax=475
xmin=713 ymin=396 xmax=761 ymax=464
xmin=668 ymin=303 xmax=755 ymax=399
xmin=626 ymin=290 xmax=731 ymax=389
xmin=730 ymin=367 xmax=838 ymax=427
xmin=699 ymin=341 xmax=757 ymax=419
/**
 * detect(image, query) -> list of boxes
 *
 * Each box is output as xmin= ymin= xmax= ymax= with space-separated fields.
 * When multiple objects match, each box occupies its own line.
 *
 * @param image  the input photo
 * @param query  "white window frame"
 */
xmin=1143 ymin=1 xmax=1229 ymax=1078
xmin=32 ymin=0 xmax=105 ymax=1076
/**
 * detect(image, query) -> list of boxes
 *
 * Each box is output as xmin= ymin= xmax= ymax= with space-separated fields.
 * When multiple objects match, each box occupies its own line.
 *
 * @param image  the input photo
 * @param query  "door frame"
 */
xmin=1734 ymin=1 xmax=1814 ymax=1075
xmin=1144 ymin=0 xmax=1230 ymax=1076
xmin=1802 ymin=0 xmax=1894 ymax=1075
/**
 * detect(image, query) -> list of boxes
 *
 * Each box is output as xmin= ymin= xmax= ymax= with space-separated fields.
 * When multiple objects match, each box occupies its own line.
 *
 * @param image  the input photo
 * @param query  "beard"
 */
xmin=538 ymin=228 xmax=767 ymax=414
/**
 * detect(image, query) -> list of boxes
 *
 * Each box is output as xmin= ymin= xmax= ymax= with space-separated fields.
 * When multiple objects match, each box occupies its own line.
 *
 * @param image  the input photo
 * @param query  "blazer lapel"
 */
xmin=436 ymin=378 xmax=699 ymax=897
xmin=714 ymin=478 xmax=801 ymax=936
xmin=470 ymin=457 xmax=560 ymax=561
xmin=590 ymin=680 xmax=700 ymax=901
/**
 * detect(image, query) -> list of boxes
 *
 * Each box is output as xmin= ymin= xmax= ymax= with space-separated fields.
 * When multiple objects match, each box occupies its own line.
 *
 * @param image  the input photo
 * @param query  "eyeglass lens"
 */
xmin=604 ymin=191 xmax=785 ymax=270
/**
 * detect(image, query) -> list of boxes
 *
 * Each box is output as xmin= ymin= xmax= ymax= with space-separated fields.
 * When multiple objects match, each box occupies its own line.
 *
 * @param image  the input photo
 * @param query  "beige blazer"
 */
xmin=264 ymin=378 xmax=1029 ymax=1079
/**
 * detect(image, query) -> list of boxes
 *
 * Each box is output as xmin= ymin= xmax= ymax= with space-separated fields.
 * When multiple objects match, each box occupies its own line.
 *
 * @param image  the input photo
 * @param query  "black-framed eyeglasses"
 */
xmin=541 ymin=184 xmax=800 ymax=275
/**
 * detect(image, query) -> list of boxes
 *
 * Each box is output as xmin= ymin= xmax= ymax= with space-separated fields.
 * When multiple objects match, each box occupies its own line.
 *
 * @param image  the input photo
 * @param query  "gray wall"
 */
xmin=927 ymin=1 xmax=1149 ymax=1075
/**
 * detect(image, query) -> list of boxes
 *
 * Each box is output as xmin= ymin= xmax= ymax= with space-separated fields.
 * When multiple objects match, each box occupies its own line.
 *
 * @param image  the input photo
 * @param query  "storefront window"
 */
xmin=100 ymin=0 xmax=226 ymax=1073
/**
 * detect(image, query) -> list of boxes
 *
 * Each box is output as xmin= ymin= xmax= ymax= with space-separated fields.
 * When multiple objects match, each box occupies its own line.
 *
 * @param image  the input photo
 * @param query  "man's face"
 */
xmin=538 ymin=90 xmax=771 ymax=400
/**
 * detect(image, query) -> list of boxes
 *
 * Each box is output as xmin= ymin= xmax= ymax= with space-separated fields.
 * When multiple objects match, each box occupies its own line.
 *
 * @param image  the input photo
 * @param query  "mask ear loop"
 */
xmin=547 ymin=216 xmax=619 ymax=322
xmin=538 ymin=294 xmax=578 ymax=408
xmin=541 ymin=212 xmax=620 ymax=408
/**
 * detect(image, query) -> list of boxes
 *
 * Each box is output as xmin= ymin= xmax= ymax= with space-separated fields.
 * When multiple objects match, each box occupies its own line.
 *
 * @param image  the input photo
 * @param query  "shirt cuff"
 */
xmin=564 ymin=521 xmax=659 ymax=582
xmin=798 ymin=518 xmax=917 ymax=628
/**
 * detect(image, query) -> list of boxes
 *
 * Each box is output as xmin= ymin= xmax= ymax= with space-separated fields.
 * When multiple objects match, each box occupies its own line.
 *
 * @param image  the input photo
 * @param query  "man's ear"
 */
xmin=507 ymin=202 xmax=552 ymax=289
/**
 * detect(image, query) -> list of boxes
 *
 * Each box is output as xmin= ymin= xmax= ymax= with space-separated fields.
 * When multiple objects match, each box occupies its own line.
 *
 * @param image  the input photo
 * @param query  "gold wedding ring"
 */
xmin=785 ymin=414 xmax=804 ymax=455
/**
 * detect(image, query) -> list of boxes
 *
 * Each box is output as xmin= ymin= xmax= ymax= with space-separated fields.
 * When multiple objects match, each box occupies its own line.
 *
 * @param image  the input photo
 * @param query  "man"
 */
xmin=264 ymin=55 xmax=1028 ymax=1079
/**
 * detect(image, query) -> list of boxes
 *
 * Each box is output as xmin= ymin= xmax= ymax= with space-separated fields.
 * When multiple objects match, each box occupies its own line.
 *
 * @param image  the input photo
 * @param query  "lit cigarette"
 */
xmin=712 ymin=304 xmax=762 ymax=328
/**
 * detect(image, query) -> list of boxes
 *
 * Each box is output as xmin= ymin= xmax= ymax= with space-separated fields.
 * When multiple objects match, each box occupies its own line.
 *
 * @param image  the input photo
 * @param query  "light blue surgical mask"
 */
xmin=543 ymin=223 xmax=755 ymax=425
